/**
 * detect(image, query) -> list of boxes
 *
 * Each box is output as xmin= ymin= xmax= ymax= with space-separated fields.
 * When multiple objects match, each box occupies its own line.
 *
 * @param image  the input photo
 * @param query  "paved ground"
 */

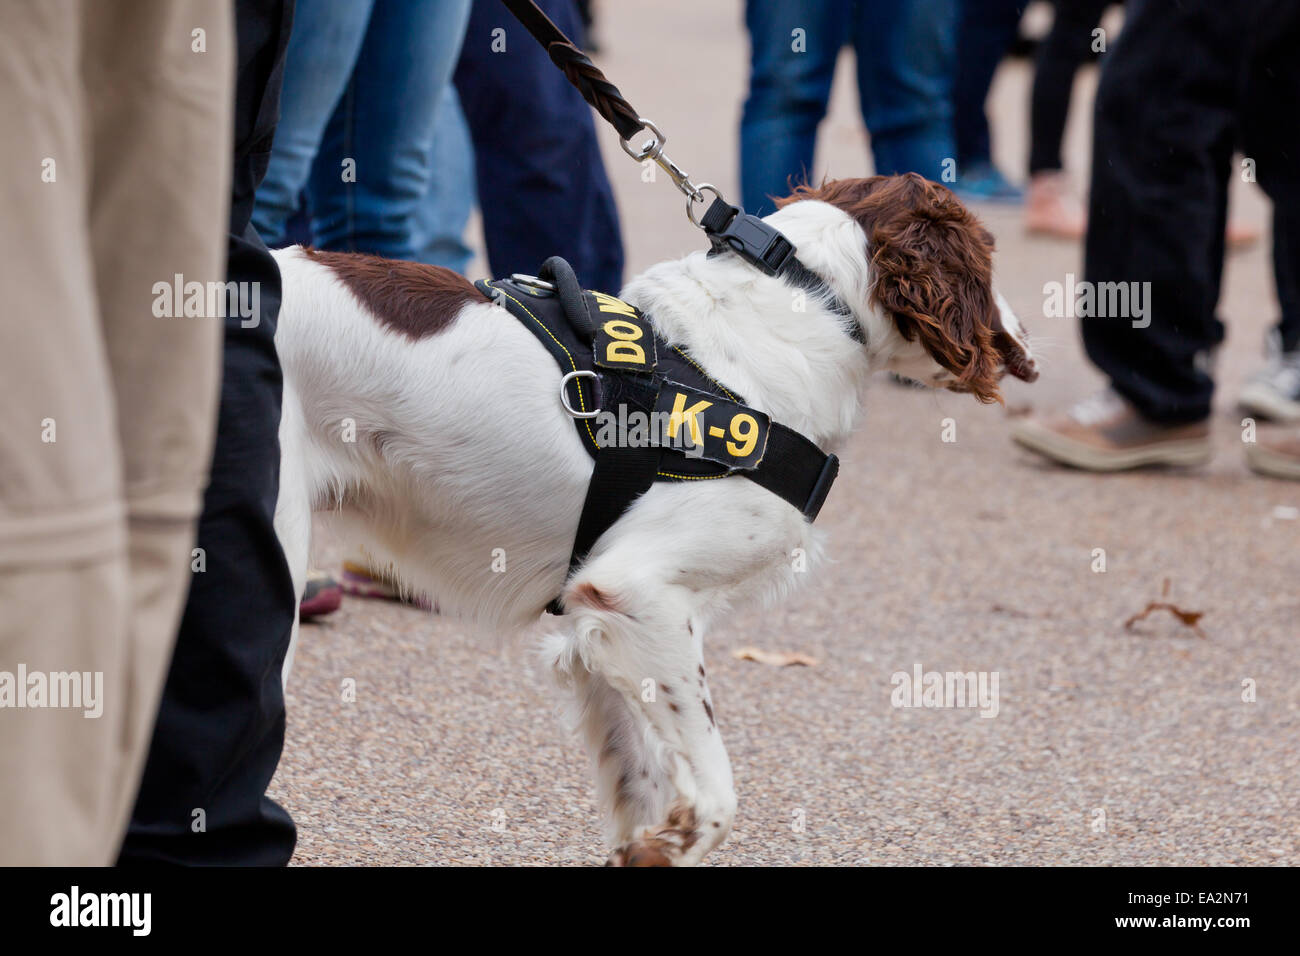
xmin=271 ymin=1 xmax=1299 ymax=865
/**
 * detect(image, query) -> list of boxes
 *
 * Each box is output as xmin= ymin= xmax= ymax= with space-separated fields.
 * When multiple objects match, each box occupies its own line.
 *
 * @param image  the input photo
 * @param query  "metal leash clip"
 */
xmin=619 ymin=117 xmax=706 ymax=205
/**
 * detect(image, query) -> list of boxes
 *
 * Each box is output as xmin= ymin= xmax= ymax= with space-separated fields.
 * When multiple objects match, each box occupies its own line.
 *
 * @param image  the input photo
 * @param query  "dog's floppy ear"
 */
xmin=866 ymin=176 xmax=1003 ymax=403
xmin=779 ymin=174 xmax=1004 ymax=403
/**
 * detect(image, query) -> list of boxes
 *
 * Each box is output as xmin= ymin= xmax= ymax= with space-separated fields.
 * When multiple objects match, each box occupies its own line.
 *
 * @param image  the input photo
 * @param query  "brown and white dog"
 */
xmin=271 ymin=174 xmax=1037 ymax=866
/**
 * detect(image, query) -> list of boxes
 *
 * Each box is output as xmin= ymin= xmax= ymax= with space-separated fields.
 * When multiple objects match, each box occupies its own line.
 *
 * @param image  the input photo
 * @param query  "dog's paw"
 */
xmin=605 ymin=804 xmax=701 ymax=867
xmin=605 ymin=838 xmax=675 ymax=867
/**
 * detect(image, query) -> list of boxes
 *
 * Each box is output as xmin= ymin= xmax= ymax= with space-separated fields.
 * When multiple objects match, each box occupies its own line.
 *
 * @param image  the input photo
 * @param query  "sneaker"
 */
xmin=1010 ymin=388 xmax=1212 ymax=470
xmin=299 ymin=568 xmax=342 ymax=619
xmin=1246 ymin=427 xmax=1300 ymax=480
xmin=1024 ymin=171 xmax=1086 ymax=239
xmin=1239 ymin=330 xmax=1300 ymax=423
xmin=952 ymin=161 xmax=1025 ymax=204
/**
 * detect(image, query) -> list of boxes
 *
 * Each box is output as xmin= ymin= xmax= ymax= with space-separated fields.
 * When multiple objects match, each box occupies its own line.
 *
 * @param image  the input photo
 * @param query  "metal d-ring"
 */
xmin=619 ymin=118 xmax=666 ymax=163
xmin=687 ymin=183 xmax=722 ymax=228
xmin=559 ymin=370 xmax=600 ymax=419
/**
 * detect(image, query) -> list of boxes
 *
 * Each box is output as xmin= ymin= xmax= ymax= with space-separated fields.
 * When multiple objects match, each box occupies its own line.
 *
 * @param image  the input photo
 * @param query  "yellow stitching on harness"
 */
xmin=488 ymin=282 xmax=600 ymax=449
xmin=658 ymin=470 xmax=727 ymax=480
xmin=668 ymin=344 xmax=738 ymax=402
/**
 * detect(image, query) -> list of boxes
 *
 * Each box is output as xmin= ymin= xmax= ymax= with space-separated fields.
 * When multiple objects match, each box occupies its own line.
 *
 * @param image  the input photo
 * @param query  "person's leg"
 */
xmin=454 ymin=0 xmax=624 ymax=290
xmin=80 ymin=0 xmax=237 ymax=847
xmin=952 ymin=0 xmax=1024 ymax=172
xmin=1273 ymin=208 xmax=1300 ymax=353
xmin=250 ymin=0 xmax=376 ymax=248
xmin=117 ymin=0 xmax=299 ymax=866
xmin=1237 ymin=0 xmax=1300 ymax=423
xmin=739 ymin=0 xmax=847 ymax=215
xmin=0 ymin=0 xmax=130 ymax=865
xmin=1011 ymin=0 xmax=1244 ymax=469
xmin=1025 ymin=0 xmax=1110 ymax=238
xmin=1080 ymin=0 xmax=1243 ymax=424
xmin=854 ymin=0 xmax=958 ymax=181
xmin=414 ymin=86 xmax=477 ymax=272
xmin=0 ymin=0 xmax=233 ymax=864
xmin=1028 ymin=0 xmax=1110 ymax=175
xmin=1244 ymin=1 xmax=1300 ymax=352
xmin=309 ymin=0 xmax=471 ymax=258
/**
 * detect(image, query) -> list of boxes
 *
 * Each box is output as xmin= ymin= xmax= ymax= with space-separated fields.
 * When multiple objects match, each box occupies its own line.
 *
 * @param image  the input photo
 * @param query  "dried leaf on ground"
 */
xmin=732 ymin=646 xmax=819 ymax=667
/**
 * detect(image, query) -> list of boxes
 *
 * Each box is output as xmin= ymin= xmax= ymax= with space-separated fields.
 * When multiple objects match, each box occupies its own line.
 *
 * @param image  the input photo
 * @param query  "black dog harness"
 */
xmin=478 ymin=201 xmax=860 ymax=614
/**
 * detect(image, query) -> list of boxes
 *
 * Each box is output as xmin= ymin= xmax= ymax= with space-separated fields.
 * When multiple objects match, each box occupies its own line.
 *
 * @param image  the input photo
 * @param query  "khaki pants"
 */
xmin=0 ymin=0 xmax=233 ymax=864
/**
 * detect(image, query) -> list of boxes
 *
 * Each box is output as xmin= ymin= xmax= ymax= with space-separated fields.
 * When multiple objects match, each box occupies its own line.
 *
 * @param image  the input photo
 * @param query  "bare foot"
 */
xmin=1025 ymin=171 xmax=1086 ymax=239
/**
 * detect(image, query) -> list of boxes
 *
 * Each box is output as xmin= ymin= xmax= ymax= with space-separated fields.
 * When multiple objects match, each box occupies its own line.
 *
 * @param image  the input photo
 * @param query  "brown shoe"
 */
xmin=1246 ymin=427 xmax=1300 ymax=480
xmin=1011 ymin=389 xmax=1212 ymax=471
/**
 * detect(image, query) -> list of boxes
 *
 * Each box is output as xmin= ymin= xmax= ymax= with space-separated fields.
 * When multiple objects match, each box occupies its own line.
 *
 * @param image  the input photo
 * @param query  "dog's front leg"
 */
xmin=547 ymin=592 xmax=737 ymax=866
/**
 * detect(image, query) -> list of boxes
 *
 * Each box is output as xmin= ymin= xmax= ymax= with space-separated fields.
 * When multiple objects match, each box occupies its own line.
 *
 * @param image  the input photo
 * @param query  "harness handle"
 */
xmin=498 ymin=0 xmax=645 ymax=141
xmin=539 ymin=256 xmax=596 ymax=336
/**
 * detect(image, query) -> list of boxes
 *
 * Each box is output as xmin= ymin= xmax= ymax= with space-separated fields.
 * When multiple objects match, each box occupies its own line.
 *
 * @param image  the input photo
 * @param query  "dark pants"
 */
xmin=954 ymin=0 xmax=1024 ymax=169
xmin=1082 ymin=0 xmax=1300 ymax=424
xmin=117 ymin=0 xmax=298 ymax=866
xmin=454 ymin=0 xmax=624 ymax=291
xmin=1029 ymin=0 xmax=1112 ymax=174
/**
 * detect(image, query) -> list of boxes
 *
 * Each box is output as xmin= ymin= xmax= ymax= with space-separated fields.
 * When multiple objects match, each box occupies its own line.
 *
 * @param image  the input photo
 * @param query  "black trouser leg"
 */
xmin=117 ymin=0 xmax=298 ymax=866
xmin=1028 ymin=0 xmax=1112 ymax=174
xmin=1081 ymin=0 xmax=1245 ymax=424
xmin=1273 ymin=206 xmax=1300 ymax=352
xmin=1242 ymin=1 xmax=1300 ymax=353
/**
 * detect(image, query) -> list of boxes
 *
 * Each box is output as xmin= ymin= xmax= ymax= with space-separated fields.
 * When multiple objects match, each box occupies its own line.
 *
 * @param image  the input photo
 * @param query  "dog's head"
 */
xmin=776 ymin=174 xmax=1037 ymax=402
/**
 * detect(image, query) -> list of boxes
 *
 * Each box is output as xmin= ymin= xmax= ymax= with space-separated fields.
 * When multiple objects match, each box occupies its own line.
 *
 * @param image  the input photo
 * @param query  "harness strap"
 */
xmin=484 ymin=258 xmax=842 ymax=615
xmin=545 ymin=440 xmax=662 ymax=615
xmin=544 ymin=374 xmax=839 ymax=614
xmin=747 ymin=424 xmax=841 ymax=521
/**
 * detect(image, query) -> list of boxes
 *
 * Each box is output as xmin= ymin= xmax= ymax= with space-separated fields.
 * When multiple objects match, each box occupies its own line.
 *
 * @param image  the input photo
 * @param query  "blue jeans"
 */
xmin=954 ymin=0 xmax=1024 ymax=169
xmin=413 ymin=86 xmax=476 ymax=273
xmin=741 ymin=0 xmax=958 ymax=215
xmin=252 ymin=0 xmax=472 ymax=258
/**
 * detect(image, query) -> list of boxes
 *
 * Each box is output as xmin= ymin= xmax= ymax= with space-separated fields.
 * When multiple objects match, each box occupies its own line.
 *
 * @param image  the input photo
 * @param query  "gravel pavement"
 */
xmin=271 ymin=1 xmax=1299 ymax=866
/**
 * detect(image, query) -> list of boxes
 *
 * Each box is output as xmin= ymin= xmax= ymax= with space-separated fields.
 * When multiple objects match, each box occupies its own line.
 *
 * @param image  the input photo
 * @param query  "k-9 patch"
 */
xmin=652 ymin=381 xmax=770 ymax=470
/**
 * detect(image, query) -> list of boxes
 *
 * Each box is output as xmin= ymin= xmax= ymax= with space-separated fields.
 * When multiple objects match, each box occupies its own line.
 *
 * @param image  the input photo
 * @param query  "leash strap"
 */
xmin=498 ymin=0 xmax=645 ymax=141
xmin=546 ymin=439 xmax=662 ymax=615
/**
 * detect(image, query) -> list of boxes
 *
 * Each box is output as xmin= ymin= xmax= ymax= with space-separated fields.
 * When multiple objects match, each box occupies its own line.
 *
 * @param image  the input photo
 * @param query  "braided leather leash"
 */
xmin=498 ymin=0 xmax=644 ymax=140
xmin=497 ymin=1 xmax=851 ymax=288
xmin=498 ymin=0 xmax=711 ymax=210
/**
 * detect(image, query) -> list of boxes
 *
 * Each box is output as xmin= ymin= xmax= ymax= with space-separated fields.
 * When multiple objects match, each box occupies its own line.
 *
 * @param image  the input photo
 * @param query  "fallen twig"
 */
xmin=1124 ymin=579 xmax=1206 ymax=638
